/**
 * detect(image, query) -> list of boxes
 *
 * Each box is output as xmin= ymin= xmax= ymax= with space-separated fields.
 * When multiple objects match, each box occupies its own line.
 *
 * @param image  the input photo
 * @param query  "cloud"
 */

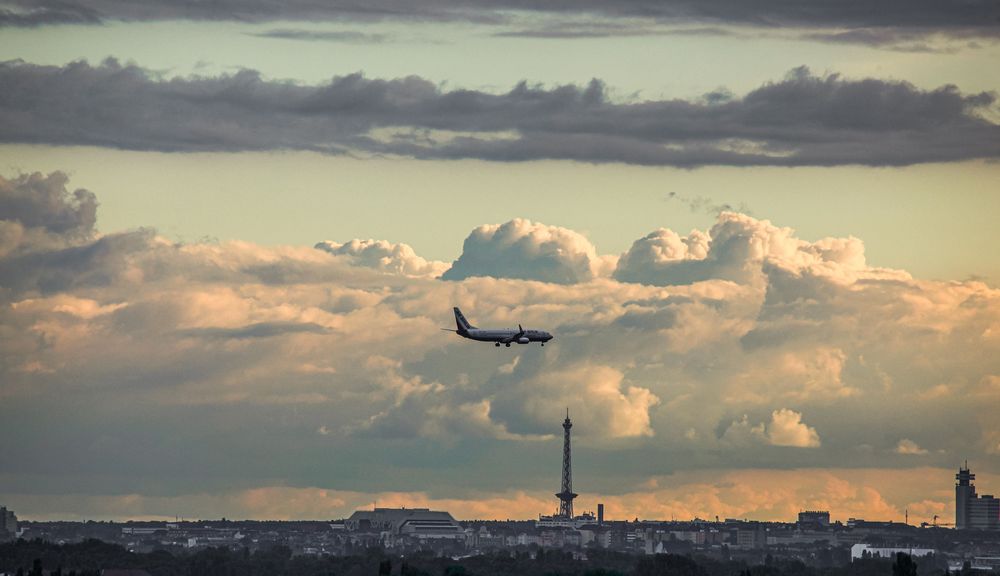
xmin=800 ymin=28 xmax=990 ymax=53
xmin=614 ymin=228 xmax=711 ymax=285
xmin=3 ymin=172 xmax=1000 ymax=519
xmin=0 ymin=172 xmax=100 ymax=262
xmin=2 ymin=0 xmax=999 ymax=46
xmin=721 ymin=415 xmax=767 ymax=445
xmin=0 ymin=172 xmax=97 ymax=235
xmin=2 ymin=61 xmax=998 ymax=167
xmin=178 ymin=321 xmax=331 ymax=340
xmin=767 ymin=408 xmax=821 ymax=447
xmin=614 ymin=211 xmax=893 ymax=290
xmin=315 ymin=238 xmax=447 ymax=277
xmin=722 ymin=409 xmax=821 ymax=448
xmin=665 ymin=192 xmax=753 ymax=216
xmin=250 ymin=29 xmax=390 ymax=43
xmin=442 ymin=218 xmax=610 ymax=284
xmin=895 ymin=439 xmax=929 ymax=455
xmin=492 ymin=364 xmax=660 ymax=438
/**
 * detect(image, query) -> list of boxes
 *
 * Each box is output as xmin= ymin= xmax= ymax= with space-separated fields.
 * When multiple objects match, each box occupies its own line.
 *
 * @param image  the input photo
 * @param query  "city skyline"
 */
xmin=1 ymin=0 xmax=999 ymax=524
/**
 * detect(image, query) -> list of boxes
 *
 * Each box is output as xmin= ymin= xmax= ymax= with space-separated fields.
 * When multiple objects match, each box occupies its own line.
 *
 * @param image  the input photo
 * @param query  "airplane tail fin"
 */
xmin=454 ymin=307 xmax=475 ymax=333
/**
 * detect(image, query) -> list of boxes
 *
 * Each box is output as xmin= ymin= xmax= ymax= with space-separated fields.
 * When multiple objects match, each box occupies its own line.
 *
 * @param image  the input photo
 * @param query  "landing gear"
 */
xmin=495 ymin=342 xmax=500 ymax=347
xmin=540 ymin=343 xmax=545 ymax=346
xmin=505 ymin=343 xmax=511 ymax=347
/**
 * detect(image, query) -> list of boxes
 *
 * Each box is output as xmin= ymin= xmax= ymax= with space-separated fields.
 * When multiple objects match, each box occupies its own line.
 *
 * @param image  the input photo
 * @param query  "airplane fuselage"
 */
xmin=460 ymin=328 xmax=553 ymax=345
xmin=449 ymin=307 xmax=553 ymax=347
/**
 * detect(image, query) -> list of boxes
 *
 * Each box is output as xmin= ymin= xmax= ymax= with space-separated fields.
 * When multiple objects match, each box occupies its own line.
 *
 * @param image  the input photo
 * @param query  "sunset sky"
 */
xmin=1 ymin=0 xmax=999 ymax=523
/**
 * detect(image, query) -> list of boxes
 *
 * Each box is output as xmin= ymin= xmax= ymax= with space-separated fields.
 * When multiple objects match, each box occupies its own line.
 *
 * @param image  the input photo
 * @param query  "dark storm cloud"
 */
xmin=2 ymin=0 xmax=999 ymax=38
xmin=3 ymin=60 xmax=998 ymax=167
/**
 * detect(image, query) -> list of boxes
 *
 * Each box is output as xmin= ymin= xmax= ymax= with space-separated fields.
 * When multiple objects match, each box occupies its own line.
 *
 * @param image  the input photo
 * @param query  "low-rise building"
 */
xmin=345 ymin=508 xmax=464 ymax=545
xmin=851 ymin=544 xmax=935 ymax=561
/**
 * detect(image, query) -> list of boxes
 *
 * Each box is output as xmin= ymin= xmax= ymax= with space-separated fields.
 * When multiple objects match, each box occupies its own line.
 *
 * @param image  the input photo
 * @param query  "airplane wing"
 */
xmin=500 ymin=324 xmax=525 ymax=344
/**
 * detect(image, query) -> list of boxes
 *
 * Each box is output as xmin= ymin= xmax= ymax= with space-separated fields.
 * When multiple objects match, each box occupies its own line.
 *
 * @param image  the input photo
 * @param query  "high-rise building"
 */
xmin=956 ymin=463 xmax=1000 ymax=530
xmin=555 ymin=409 xmax=578 ymax=519
xmin=0 ymin=506 xmax=17 ymax=540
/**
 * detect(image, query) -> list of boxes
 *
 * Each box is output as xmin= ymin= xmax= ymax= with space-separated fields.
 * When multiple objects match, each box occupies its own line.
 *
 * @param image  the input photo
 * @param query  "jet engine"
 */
xmin=517 ymin=337 xmax=530 ymax=344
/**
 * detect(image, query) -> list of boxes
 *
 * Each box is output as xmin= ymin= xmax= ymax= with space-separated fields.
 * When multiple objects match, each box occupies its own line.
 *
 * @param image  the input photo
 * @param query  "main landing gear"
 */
xmin=495 ymin=342 xmax=500 ymax=347
xmin=505 ymin=343 xmax=511 ymax=347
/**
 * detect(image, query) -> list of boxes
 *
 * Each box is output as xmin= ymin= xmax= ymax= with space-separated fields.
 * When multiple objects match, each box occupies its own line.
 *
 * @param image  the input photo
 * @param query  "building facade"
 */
xmin=344 ymin=508 xmax=464 ymax=542
xmin=0 ymin=506 xmax=17 ymax=540
xmin=956 ymin=464 xmax=1000 ymax=530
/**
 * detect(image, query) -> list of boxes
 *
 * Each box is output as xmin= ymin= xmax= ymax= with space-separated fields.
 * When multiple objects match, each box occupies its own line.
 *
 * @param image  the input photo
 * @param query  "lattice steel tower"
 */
xmin=555 ymin=408 xmax=578 ymax=518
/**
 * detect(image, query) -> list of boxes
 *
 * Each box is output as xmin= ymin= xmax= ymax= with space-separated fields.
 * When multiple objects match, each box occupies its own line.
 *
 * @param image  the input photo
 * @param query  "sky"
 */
xmin=0 ymin=0 xmax=999 ymax=523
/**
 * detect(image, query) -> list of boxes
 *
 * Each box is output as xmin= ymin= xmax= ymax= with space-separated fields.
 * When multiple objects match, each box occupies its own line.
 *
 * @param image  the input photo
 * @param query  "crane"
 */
xmin=920 ymin=515 xmax=954 ymax=528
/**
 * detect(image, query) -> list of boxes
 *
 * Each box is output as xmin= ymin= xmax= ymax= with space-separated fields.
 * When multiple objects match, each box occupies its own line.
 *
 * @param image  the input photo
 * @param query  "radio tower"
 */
xmin=555 ymin=408 xmax=578 ymax=518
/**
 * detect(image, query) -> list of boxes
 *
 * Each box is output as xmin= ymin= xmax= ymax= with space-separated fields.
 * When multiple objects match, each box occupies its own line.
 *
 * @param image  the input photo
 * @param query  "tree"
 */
xmin=636 ymin=554 xmax=708 ymax=576
xmin=893 ymin=553 xmax=918 ymax=576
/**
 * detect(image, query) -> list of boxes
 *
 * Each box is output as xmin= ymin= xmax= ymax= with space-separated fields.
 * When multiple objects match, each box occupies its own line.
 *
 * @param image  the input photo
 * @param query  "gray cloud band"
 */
xmin=3 ymin=0 xmax=1000 ymax=33
xmin=0 ymin=61 xmax=1000 ymax=167
xmin=1 ymin=60 xmax=998 ymax=167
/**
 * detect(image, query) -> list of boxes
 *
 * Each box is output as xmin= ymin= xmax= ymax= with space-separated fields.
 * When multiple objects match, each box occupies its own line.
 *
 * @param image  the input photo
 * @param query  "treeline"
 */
xmin=0 ymin=539 xmax=947 ymax=576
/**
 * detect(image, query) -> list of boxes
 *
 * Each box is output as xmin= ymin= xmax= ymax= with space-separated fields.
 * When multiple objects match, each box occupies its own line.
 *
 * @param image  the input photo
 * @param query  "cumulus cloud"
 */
xmin=896 ymin=439 xmax=929 ymax=455
xmin=0 ymin=172 xmax=100 ymax=262
xmin=492 ymin=364 xmax=660 ymax=438
xmin=0 ymin=172 xmax=96 ymax=235
xmin=316 ymin=238 xmax=447 ymax=277
xmin=767 ymin=408 xmax=821 ymax=447
xmin=615 ymin=211 xmax=888 ymax=288
xmin=614 ymin=228 xmax=711 ymax=285
xmin=442 ymin=219 xmax=611 ymax=284
xmin=3 ymin=171 xmax=1000 ymax=520
xmin=723 ymin=409 xmax=821 ymax=448
xmin=2 ymin=61 xmax=998 ymax=167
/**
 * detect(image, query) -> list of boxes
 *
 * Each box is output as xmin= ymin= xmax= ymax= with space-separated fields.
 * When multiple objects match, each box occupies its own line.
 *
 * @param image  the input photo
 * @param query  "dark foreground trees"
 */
xmin=1 ymin=539 xmax=931 ymax=576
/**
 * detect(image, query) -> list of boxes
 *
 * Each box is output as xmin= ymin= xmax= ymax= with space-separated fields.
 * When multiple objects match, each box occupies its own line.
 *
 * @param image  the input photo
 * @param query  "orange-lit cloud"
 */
xmin=2 ymin=172 xmax=999 ymax=522
xmin=6 ymin=467 xmax=988 ymax=525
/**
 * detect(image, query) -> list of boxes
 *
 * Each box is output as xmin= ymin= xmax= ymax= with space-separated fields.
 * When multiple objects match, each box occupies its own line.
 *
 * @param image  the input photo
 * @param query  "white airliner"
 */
xmin=444 ymin=307 xmax=553 ymax=347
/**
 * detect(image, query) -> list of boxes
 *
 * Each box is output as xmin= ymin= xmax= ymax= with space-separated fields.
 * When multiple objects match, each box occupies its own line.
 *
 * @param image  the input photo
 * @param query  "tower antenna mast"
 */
xmin=555 ymin=408 xmax=578 ymax=518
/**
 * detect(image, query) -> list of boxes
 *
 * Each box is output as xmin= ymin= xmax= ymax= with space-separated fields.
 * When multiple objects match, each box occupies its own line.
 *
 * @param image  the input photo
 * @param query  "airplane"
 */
xmin=444 ymin=307 xmax=553 ymax=347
